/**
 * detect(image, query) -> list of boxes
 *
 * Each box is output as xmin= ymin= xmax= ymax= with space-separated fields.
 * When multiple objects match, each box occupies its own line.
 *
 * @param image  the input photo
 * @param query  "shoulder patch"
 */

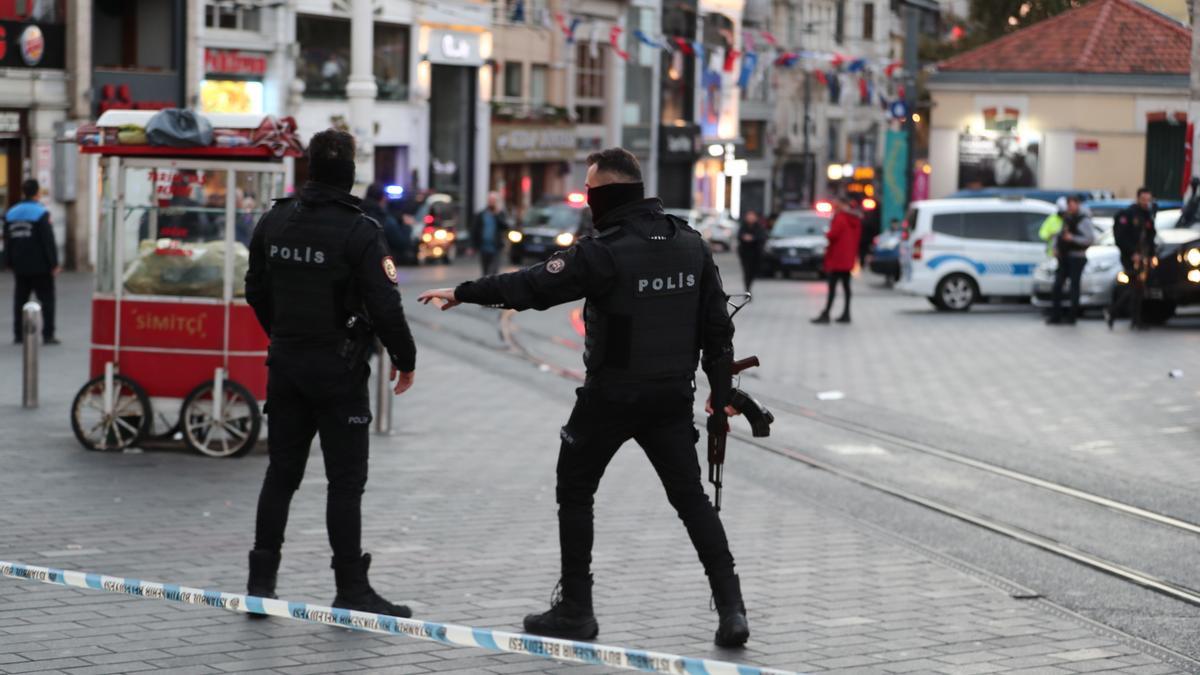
xmin=546 ymin=256 xmax=566 ymax=274
xmin=382 ymin=256 xmax=398 ymax=283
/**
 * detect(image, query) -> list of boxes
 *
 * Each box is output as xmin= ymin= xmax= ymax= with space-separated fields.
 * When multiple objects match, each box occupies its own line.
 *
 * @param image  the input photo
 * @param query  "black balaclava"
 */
xmin=309 ymin=158 xmax=356 ymax=193
xmin=587 ymin=182 xmax=644 ymax=224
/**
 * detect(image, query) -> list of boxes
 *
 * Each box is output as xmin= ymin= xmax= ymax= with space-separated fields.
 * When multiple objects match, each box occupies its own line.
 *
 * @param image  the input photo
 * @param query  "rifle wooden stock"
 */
xmin=731 ymin=355 xmax=760 ymax=375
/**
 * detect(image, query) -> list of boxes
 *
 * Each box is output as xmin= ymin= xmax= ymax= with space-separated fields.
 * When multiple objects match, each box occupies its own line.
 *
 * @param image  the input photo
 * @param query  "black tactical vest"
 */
xmin=583 ymin=216 xmax=706 ymax=385
xmin=261 ymin=197 xmax=360 ymax=346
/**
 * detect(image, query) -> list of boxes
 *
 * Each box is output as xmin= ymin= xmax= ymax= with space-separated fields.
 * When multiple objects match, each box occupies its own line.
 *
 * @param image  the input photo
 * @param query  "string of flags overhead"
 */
xmin=503 ymin=0 xmax=908 ymax=114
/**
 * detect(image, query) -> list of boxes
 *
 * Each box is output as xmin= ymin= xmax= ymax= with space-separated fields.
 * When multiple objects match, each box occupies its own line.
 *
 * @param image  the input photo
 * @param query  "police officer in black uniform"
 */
xmin=1107 ymin=186 xmax=1156 ymax=330
xmin=418 ymin=148 xmax=749 ymax=647
xmin=244 ymin=129 xmax=418 ymax=617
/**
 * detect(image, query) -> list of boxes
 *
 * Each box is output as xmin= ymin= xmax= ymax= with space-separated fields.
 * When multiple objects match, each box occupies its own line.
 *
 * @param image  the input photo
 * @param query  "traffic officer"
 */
xmin=3 ymin=179 xmax=60 ymax=345
xmin=1107 ymin=187 xmax=1156 ymax=330
xmin=418 ymin=147 xmax=750 ymax=647
xmin=244 ymin=129 xmax=418 ymax=617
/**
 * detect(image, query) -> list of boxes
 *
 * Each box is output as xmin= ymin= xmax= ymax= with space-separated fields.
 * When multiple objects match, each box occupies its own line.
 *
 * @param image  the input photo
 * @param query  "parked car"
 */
xmin=409 ymin=193 xmax=458 ymax=265
xmin=868 ymin=229 xmax=903 ymax=283
xmin=508 ymin=195 xmax=593 ymax=265
xmin=1032 ymin=226 xmax=1200 ymax=315
xmin=896 ymin=197 xmax=1056 ymax=311
xmin=697 ymin=211 xmax=735 ymax=251
xmin=948 ymin=187 xmax=1115 ymax=203
xmin=761 ymin=209 xmax=832 ymax=277
xmin=1135 ymin=228 xmax=1200 ymax=324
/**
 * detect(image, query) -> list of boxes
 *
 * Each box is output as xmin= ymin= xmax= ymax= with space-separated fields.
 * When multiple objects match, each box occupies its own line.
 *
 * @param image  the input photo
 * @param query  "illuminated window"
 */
xmin=298 ymin=15 xmax=350 ymax=99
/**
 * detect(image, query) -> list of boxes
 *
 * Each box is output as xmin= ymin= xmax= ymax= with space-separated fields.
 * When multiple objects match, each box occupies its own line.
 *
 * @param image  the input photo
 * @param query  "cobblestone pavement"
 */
xmin=0 ymin=266 xmax=1194 ymax=674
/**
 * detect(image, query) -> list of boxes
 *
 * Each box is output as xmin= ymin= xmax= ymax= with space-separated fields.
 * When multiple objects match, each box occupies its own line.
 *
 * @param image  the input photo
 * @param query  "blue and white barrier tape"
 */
xmin=0 ymin=561 xmax=797 ymax=675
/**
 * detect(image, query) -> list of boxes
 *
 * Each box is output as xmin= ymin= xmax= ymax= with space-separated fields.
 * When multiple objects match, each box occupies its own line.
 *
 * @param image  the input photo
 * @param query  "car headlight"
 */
xmin=814 ymin=245 xmax=827 ymax=255
xmin=555 ymin=232 xmax=575 ymax=247
xmin=433 ymin=229 xmax=448 ymax=241
xmin=421 ymin=233 xmax=433 ymax=243
xmin=1117 ymin=271 xmax=1130 ymax=284
xmin=508 ymin=230 xmax=523 ymax=243
xmin=1190 ymin=269 xmax=1200 ymax=284
xmin=1186 ymin=247 xmax=1200 ymax=267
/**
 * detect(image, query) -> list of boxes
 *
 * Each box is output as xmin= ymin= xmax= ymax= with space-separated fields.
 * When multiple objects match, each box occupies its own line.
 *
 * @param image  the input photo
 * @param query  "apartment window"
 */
xmin=835 ymin=0 xmax=845 ymax=44
xmin=826 ymin=118 xmax=842 ymax=162
xmin=862 ymin=2 xmax=874 ymax=40
xmin=297 ymin=15 xmax=350 ymax=98
xmin=206 ymin=2 xmax=261 ymax=31
xmin=4 ymin=0 xmax=63 ymax=21
xmin=504 ymin=62 xmax=523 ymax=99
xmin=530 ymin=64 xmax=548 ymax=106
xmin=94 ymin=0 xmax=176 ymax=70
xmin=493 ymin=0 xmax=546 ymax=24
xmin=575 ymin=44 xmax=605 ymax=125
xmin=374 ymin=23 xmax=410 ymax=101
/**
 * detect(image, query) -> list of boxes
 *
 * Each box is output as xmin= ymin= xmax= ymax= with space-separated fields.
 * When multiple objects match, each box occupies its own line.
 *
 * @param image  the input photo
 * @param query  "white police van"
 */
xmin=897 ymin=198 xmax=1057 ymax=311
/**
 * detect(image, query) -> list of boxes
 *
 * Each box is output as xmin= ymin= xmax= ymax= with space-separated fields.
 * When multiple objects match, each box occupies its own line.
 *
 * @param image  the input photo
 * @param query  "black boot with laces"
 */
xmin=523 ymin=576 xmax=599 ymax=640
xmin=711 ymin=574 xmax=750 ymax=647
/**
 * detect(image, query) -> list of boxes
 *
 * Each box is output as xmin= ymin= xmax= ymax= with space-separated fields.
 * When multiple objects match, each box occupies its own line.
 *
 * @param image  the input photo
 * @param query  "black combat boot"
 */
xmin=711 ymin=574 xmax=750 ymax=647
xmin=810 ymin=312 xmax=830 ymax=324
xmin=246 ymin=549 xmax=280 ymax=620
xmin=836 ymin=310 xmax=851 ymax=323
xmin=331 ymin=553 xmax=412 ymax=618
xmin=523 ymin=575 xmax=599 ymax=640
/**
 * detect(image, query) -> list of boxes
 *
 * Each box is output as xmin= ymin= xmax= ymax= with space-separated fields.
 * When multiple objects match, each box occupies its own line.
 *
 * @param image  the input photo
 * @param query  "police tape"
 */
xmin=0 ymin=560 xmax=798 ymax=675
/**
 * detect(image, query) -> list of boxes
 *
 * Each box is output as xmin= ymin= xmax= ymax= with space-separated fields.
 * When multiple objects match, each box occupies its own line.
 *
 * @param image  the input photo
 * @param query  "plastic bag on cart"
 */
xmin=145 ymin=109 xmax=214 ymax=148
xmin=123 ymin=239 xmax=250 ymax=297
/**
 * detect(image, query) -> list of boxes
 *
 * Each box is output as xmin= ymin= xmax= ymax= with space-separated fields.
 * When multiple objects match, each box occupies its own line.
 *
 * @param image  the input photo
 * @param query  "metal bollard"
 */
xmin=374 ymin=341 xmax=392 ymax=435
xmin=21 ymin=301 xmax=41 ymax=409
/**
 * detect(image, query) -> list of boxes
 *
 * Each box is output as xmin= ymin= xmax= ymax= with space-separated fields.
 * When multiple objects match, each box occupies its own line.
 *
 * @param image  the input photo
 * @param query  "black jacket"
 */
xmin=736 ymin=218 xmax=768 ymax=254
xmin=1113 ymin=204 xmax=1155 ymax=271
xmin=469 ymin=208 xmax=510 ymax=251
xmin=454 ymin=198 xmax=733 ymax=385
xmin=245 ymin=181 xmax=417 ymax=372
xmin=2 ymin=200 xmax=57 ymax=275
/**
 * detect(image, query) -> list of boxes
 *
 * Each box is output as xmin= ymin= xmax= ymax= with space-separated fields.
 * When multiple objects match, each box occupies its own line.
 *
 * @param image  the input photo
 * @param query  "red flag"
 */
xmin=831 ymin=52 xmax=847 ymax=67
xmin=673 ymin=37 xmax=694 ymax=55
xmin=610 ymin=26 xmax=629 ymax=61
xmin=723 ymin=48 xmax=740 ymax=72
xmin=760 ymin=30 xmax=778 ymax=47
xmin=814 ymin=70 xmax=828 ymax=85
xmin=884 ymin=61 xmax=901 ymax=78
xmin=1184 ymin=122 xmax=1194 ymax=198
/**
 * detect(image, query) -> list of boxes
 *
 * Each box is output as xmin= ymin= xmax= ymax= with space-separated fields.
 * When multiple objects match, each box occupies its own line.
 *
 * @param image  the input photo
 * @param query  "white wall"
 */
xmin=1042 ymin=131 xmax=1075 ymax=189
xmin=928 ymin=128 xmax=958 ymax=198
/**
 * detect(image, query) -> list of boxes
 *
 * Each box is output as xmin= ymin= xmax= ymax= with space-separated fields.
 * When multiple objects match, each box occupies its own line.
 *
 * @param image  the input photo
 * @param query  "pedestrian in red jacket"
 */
xmin=813 ymin=198 xmax=862 ymax=324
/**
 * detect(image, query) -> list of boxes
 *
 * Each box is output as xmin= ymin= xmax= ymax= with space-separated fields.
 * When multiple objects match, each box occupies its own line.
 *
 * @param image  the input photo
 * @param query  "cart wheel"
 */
xmin=70 ymin=375 xmax=152 ymax=452
xmin=180 ymin=380 xmax=262 ymax=458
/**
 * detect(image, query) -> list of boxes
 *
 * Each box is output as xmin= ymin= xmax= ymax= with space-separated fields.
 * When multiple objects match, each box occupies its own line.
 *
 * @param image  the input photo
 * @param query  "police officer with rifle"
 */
xmin=419 ymin=148 xmax=751 ymax=647
xmin=1107 ymin=187 xmax=1156 ymax=330
xmin=244 ymin=129 xmax=418 ymax=617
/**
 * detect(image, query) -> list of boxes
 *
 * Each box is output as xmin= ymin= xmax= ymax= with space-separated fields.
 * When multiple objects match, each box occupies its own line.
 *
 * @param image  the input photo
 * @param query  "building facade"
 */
xmin=927 ymin=0 xmax=1191 ymax=200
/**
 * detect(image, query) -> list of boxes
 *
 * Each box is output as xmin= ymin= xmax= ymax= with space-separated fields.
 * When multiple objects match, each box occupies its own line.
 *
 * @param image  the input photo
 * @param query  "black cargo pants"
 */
xmin=253 ymin=348 xmax=373 ymax=562
xmin=556 ymin=382 xmax=736 ymax=588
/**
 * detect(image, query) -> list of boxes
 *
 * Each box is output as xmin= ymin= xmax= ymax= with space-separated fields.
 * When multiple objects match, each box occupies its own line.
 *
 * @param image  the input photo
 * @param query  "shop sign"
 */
xmin=1075 ymin=139 xmax=1099 ymax=153
xmin=660 ymin=124 xmax=700 ymax=161
xmin=0 ymin=20 xmax=64 ymax=69
xmin=204 ymin=49 xmax=268 ymax=77
xmin=493 ymin=123 xmax=576 ymax=163
xmin=427 ymin=30 xmax=482 ymax=66
xmin=0 ymin=111 xmax=22 ymax=134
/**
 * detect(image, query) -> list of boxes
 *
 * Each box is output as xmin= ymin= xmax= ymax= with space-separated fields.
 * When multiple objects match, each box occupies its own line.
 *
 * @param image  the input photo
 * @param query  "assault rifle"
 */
xmin=707 ymin=355 xmax=774 ymax=512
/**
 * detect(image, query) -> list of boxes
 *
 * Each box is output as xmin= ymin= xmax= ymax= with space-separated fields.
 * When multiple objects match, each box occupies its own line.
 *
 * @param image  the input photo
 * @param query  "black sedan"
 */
xmin=508 ymin=196 xmax=594 ymax=265
xmin=1114 ymin=229 xmax=1200 ymax=324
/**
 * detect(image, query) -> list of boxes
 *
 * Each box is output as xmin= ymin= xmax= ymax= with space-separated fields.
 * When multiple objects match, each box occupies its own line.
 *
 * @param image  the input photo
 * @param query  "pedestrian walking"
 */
xmin=418 ymin=147 xmax=750 ymax=648
xmin=244 ymin=129 xmax=418 ymax=618
xmin=3 ymin=179 xmax=60 ymax=345
xmin=470 ymin=192 xmax=510 ymax=276
xmin=736 ymin=209 xmax=767 ymax=293
xmin=1046 ymin=195 xmax=1095 ymax=325
xmin=812 ymin=197 xmax=861 ymax=324
xmin=1106 ymin=187 xmax=1156 ymax=330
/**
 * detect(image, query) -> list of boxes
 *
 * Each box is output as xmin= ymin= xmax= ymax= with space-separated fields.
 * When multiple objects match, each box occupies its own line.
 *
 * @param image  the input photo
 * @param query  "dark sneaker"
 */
xmin=523 ymin=596 xmax=598 ymax=640
xmin=835 ymin=313 xmax=851 ymax=324
xmin=810 ymin=314 xmax=830 ymax=325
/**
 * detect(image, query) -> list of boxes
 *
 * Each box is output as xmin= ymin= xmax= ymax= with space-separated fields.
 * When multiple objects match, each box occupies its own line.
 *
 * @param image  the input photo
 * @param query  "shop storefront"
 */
xmin=659 ymin=124 xmax=700 ymax=209
xmin=200 ymin=49 xmax=269 ymax=115
xmin=490 ymin=121 xmax=574 ymax=211
xmin=424 ymin=27 xmax=488 ymax=218
xmin=0 ymin=5 xmax=69 ymax=253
